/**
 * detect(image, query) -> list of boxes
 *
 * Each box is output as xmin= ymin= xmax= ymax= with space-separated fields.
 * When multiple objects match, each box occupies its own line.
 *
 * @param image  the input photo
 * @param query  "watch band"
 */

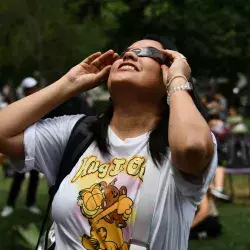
xmin=167 ymin=82 xmax=192 ymax=105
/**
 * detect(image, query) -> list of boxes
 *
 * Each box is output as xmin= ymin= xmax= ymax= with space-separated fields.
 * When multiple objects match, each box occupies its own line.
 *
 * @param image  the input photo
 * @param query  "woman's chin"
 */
xmin=108 ymin=75 xmax=139 ymax=87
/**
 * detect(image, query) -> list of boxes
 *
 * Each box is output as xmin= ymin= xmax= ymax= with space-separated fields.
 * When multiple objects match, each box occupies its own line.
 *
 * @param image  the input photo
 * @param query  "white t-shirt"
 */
xmin=23 ymin=115 xmax=217 ymax=250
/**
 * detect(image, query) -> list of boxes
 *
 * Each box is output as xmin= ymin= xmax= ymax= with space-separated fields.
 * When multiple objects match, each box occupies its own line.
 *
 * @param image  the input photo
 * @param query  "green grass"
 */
xmin=0 ymin=171 xmax=49 ymax=250
xmin=1 ymin=169 xmax=250 ymax=249
xmin=190 ymin=174 xmax=250 ymax=250
xmin=189 ymin=204 xmax=250 ymax=250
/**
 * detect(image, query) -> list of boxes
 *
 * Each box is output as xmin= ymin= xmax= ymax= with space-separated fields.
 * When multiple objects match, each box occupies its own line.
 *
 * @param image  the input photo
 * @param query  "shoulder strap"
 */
xmin=130 ymin=158 xmax=161 ymax=250
xmin=49 ymin=115 xmax=97 ymax=198
xmin=36 ymin=115 xmax=97 ymax=250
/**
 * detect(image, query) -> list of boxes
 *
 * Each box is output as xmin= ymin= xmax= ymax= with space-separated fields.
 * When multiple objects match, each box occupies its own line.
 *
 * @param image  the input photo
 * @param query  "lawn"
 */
xmin=188 ymin=175 xmax=250 ymax=250
xmin=1 ymin=169 xmax=250 ymax=249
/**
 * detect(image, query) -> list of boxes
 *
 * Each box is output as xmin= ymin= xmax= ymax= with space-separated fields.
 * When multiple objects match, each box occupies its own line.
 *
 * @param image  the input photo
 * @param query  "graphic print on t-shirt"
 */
xmin=71 ymin=155 xmax=146 ymax=250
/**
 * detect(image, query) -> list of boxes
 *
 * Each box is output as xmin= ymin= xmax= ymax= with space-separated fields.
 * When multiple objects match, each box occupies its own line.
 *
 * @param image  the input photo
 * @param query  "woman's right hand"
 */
xmin=0 ymin=50 xmax=118 ymax=160
xmin=64 ymin=50 xmax=119 ymax=92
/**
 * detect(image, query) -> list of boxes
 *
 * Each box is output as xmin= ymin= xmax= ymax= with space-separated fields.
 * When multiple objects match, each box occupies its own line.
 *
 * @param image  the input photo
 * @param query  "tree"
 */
xmin=1 ymin=0 xmax=250 ymax=89
xmin=0 ymin=0 xmax=109 ymax=84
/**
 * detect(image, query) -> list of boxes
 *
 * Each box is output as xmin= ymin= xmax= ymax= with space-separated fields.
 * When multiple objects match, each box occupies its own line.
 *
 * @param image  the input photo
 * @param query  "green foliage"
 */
xmin=0 ymin=0 xmax=109 ymax=83
xmin=0 ymin=0 xmax=250 ymax=85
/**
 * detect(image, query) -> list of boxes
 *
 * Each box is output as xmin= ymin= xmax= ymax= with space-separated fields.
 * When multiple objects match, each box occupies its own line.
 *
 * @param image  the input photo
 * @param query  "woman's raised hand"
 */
xmin=64 ymin=50 xmax=119 ymax=92
xmin=161 ymin=50 xmax=191 ymax=88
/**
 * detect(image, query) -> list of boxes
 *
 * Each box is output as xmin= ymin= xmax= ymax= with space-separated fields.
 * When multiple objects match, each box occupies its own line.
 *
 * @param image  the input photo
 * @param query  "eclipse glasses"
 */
xmin=121 ymin=47 xmax=171 ymax=67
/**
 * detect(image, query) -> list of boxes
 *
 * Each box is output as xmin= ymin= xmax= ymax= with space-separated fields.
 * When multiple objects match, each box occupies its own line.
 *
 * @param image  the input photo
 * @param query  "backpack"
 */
xmin=36 ymin=115 xmax=97 ymax=250
xmin=227 ymin=136 xmax=250 ymax=169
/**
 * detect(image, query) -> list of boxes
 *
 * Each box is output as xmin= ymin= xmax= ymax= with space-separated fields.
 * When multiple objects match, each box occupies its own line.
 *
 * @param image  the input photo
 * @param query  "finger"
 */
xmin=161 ymin=65 xmax=168 ymax=84
xmin=83 ymin=52 xmax=102 ymax=64
xmin=161 ymin=64 xmax=168 ymax=71
xmin=105 ymin=53 xmax=120 ymax=66
xmin=100 ymin=52 xmax=118 ymax=68
xmin=162 ymin=49 xmax=183 ymax=61
xmin=91 ymin=50 xmax=114 ymax=69
xmin=111 ymin=53 xmax=119 ymax=63
xmin=81 ymin=63 xmax=99 ymax=74
xmin=94 ymin=65 xmax=111 ymax=83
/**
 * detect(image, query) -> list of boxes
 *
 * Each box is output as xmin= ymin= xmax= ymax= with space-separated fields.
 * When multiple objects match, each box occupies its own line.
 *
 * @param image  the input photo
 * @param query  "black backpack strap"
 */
xmin=49 ymin=115 xmax=97 ymax=198
xmin=36 ymin=115 xmax=97 ymax=250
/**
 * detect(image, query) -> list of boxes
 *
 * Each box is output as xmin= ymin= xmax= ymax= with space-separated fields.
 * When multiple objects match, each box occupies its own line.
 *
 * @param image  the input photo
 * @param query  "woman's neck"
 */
xmin=110 ymin=104 xmax=161 ymax=140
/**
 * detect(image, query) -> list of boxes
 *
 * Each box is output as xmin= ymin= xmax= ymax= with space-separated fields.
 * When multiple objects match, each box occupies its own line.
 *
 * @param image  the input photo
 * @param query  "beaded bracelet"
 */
xmin=166 ymin=82 xmax=192 ymax=105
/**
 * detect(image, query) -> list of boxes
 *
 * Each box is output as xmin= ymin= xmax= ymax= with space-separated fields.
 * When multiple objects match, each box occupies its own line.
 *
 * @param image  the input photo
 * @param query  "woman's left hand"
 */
xmin=161 ymin=50 xmax=191 ymax=88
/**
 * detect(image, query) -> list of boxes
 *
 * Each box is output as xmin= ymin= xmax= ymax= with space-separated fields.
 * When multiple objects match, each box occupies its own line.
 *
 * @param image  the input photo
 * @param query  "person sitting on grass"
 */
xmin=227 ymin=106 xmax=248 ymax=134
xmin=208 ymin=110 xmax=231 ymax=202
xmin=189 ymin=189 xmax=222 ymax=240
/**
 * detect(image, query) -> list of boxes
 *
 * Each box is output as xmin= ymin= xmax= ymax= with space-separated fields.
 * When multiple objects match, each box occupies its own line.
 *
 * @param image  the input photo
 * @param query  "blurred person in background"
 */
xmin=0 ymin=87 xmax=9 ymax=109
xmin=214 ymin=92 xmax=227 ymax=121
xmin=227 ymin=106 xmax=248 ymax=134
xmin=227 ymin=106 xmax=243 ymax=125
xmin=1 ymin=83 xmax=15 ymax=104
xmin=0 ymin=152 xmax=14 ymax=178
xmin=44 ymin=92 xmax=94 ymax=118
xmin=0 ymin=153 xmax=10 ymax=178
xmin=226 ymin=106 xmax=249 ymax=172
xmin=204 ymin=86 xmax=214 ymax=104
xmin=203 ymin=90 xmax=228 ymax=122
xmin=208 ymin=110 xmax=231 ymax=202
xmin=189 ymin=189 xmax=222 ymax=240
xmin=1 ymin=77 xmax=41 ymax=217
xmin=0 ymin=84 xmax=15 ymax=178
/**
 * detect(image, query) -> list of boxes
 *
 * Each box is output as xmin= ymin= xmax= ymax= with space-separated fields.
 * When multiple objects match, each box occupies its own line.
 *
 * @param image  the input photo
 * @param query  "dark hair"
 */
xmin=207 ymin=112 xmax=220 ymax=121
xmin=23 ymin=84 xmax=39 ymax=94
xmin=90 ymin=35 xmax=207 ymax=166
xmin=143 ymin=34 xmax=178 ymax=51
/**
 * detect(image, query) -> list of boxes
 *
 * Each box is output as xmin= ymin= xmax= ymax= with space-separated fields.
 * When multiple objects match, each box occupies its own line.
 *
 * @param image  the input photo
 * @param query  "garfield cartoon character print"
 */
xmin=77 ymin=179 xmax=133 ymax=250
xmin=71 ymin=155 xmax=146 ymax=249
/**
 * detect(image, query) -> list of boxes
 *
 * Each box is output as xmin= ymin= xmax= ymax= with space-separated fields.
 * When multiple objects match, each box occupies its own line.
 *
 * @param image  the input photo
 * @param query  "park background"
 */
xmin=1 ymin=0 xmax=250 ymax=249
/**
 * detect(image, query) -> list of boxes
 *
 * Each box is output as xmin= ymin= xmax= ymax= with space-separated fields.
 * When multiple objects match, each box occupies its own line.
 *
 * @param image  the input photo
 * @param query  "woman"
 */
xmin=0 ymin=36 xmax=217 ymax=250
xmin=189 ymin=190 xmax=222 ymax=240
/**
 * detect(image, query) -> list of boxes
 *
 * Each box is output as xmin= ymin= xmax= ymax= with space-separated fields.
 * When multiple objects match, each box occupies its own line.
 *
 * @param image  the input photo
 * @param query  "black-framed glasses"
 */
xmin=120 ymin=47 xmax=171 ymax=66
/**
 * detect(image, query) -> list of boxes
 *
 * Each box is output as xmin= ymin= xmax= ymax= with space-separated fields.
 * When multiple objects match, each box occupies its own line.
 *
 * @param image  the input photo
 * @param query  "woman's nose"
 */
xmin=123 ymin=51 xmax=138 ymax=61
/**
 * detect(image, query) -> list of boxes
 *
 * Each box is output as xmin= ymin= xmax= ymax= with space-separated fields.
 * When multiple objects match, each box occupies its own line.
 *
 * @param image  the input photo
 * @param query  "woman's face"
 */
xmin=107 ymin=39 xmax=167 ymax=101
